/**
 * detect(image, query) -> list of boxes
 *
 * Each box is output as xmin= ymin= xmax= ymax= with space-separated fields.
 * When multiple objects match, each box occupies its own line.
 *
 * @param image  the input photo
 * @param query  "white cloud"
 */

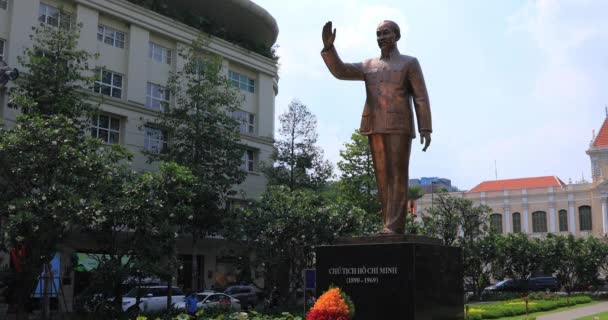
xmin=508 ymin=0 xmax=608 ymax=105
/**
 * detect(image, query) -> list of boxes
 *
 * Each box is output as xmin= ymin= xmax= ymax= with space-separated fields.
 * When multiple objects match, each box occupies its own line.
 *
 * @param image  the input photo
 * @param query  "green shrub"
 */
xmin=128 ymin=310 xmax=302 ymax=320
xmin=465 ymin=295 xmax=592 ymax=320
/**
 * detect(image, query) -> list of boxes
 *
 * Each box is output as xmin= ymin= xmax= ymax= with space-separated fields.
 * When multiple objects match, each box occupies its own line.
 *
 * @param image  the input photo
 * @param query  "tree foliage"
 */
xmin=336 ymin=130 xmax=379 ymax=217
xmin=421 ymin=191 xmax=491 ymax=246
xmin=224 ymin=186 xmax=372 ymax=306
xmin=0 ymin=23 xmax=132 ymax=319
xmin=495 ymin=233 xmax=543 ymax=280
xmin=11 ymin=23 xmax=96 ymax=119
xmin=145 ymin=37 xmax=246 ymax=290
xmin=264 ymin=100 xmax=333 ymax=191
xmin=146 ymin=36 xmax=245 ymax=215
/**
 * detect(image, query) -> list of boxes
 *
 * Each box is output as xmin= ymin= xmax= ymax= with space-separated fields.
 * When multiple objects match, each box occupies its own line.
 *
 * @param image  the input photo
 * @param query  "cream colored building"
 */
xmin=417 ymin=114 xmax=608 ymax=238
xmin=0 ymin=0 xmax=279 ymax=308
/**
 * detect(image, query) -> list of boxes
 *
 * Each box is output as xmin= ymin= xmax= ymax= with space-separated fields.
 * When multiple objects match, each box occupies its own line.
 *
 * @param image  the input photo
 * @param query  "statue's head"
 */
xmin=376 ymin=20 xmax=400 ymax=51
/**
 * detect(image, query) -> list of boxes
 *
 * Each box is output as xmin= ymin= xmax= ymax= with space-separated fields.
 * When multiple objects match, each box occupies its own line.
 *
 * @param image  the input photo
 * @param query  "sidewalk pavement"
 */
xmin=537 ymin=301 xmax=608 ymax=320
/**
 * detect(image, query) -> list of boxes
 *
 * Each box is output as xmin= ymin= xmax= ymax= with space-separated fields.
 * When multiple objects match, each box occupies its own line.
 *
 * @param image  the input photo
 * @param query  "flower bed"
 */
xmin=465 ymin=295 xmax=592 ymax=319
xmin=133 ymin=311 xmax=302 ymax=320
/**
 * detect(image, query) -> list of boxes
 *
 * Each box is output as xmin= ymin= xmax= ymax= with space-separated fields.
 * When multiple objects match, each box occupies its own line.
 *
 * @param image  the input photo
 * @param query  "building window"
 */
xmin=94 ymin=69 xmax=123 ymax=99
xmin=532 ymin=211 xmax=547 ymax=233
xmin=146 ymin=83 xmax=170 ymax=111
xmin=241 ymin=150 xmax=255 ymax=172
xmin=512 ymin=212 xmax=521 ymax=233
xmin=149 ymin=42 xmax=172 ymax=65
xmin=0 ymin=0 xmax=7 ymax=10
xmin=38 ymin=3 xmax=72 ymax=29
xmin=0 ymin=39 xmax=4 ymax=60
xmin=490 ymin=214 xmax=502 ymax=234
xmin=144 ymin=126 xmax=167 ymax=154
xmin=579 ymin=206 xmax=592 ymax=231
xmin=229 ymin=70 xmax=255 ymax=93
xmin=232 ymin=110 xmax=255 ymax=134
xmin=97 ymin=25 xmax=125 ymax=49
xmin=559 ymin=209 xmax=568 ymax=232
xmin=91 ymin=114 xmax=120 ymax=144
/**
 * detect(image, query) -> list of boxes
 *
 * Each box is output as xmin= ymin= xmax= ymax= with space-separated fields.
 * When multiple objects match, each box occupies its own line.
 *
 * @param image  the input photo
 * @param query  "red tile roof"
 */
xmin=469 ymin=176 xmax=566 ymax=193
xmin=593 ymin=118 xmax=608 ymax=147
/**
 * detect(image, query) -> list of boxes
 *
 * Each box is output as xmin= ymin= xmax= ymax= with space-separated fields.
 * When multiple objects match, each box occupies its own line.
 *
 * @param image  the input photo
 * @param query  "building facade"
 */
xmin=410 ymin=177 xmax=459 ymax=193
xmin=0 ymin=0 xmax=279 ymax=309
xmin=417 ymin=114 xmax=608 ymax=238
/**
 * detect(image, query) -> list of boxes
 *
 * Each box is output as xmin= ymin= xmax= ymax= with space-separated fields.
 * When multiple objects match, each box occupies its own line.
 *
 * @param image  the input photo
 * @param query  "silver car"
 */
xmin=174 ymin=292 xmax=241 ymax=312
xmin=121 ymin=286 xmax=185 ymax=314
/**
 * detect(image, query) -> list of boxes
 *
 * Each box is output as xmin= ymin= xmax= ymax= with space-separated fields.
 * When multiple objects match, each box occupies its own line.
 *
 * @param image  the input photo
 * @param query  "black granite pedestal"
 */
xmin=315 ymin=235 xmax=463 ymax=320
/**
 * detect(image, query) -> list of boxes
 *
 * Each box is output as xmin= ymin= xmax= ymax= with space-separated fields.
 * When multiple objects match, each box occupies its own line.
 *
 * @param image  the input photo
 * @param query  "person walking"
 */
xmin=185 ymin=289 xmax=198 ymax=319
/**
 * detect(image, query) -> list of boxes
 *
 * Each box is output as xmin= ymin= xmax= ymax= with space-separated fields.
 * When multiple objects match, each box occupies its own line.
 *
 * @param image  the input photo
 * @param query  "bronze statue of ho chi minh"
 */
xmin=321 ymin=20 xmax=432 ymax=235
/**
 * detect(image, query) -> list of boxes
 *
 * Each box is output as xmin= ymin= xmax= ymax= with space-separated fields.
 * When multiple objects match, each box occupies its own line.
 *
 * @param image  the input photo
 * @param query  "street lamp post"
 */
xmin=430 ymin=181 xmax=441 ymax=211
xmin=431 ymin=181 xmax=435 ymax=211
xmin=0 ymin=58 xmax=19 ymax=88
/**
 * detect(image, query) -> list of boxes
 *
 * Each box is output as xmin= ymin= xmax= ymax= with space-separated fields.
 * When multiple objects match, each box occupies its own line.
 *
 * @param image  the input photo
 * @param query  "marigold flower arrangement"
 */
xmin=306 ymin=287 xmax=355 ymax=320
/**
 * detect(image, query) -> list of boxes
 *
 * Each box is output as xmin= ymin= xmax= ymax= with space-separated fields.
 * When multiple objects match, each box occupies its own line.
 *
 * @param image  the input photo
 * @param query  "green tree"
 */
xmin=79 ymin=162 xmax=196 ymax=315
xmin=0 ymin=24 xmax=131 ymax=320
xmin=224 ymin=186 xmax=371 ymax=307
xmin=264 ymin=100 xmax=333 ymax=191
xmin=145 ymin=37 xmax=245 ymax=291
xmin=131 ymin=162 xmax=198 ymax=310
xmin=78 ymin=161 xmax=139 ymax=316
xmin=421 ymin=191 xmax=463 ymax=246
xmin=454 ymin=198 xmax=493 ymax=296
xmin=407 ymin=185 xmax=425 ymax=216
xmin=462 ymin=233 xmax=498 ymax=296
xmin=336 ymin=130 xmax=379 ymax=216
xmin=542 ymin=234 xmax=583 ymax=294
xmin=495 ymin=233 xmax=542 ymax=280
xmin=574 ymin=236 xmax=606 ymax=291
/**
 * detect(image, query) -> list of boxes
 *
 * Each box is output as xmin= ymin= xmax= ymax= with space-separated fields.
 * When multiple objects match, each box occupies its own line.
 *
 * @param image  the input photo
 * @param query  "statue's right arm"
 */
xmin=320 ymin=46 xmax=364 ymax=81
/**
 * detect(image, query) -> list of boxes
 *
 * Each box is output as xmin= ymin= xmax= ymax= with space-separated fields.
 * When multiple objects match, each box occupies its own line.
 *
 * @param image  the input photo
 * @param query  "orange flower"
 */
xmin=307 ymin=287 xmax=352 ymax=320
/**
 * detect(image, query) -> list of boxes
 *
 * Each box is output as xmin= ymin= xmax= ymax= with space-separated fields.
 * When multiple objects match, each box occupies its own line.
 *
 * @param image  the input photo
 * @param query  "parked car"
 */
xmin=121 ymin=286 xmax=185 ymax=314
xmin=483 ymin=277 xmax=560 ymax=293
xmin=174 ymin=292 xmax=240 ymax=312
xmin=483 ymin=279 xmax=530 ymax=292
xmin=529 ymin=277 xmax=560 ymax=292
xmin=223 ymin=285 xmax=261 ymax=310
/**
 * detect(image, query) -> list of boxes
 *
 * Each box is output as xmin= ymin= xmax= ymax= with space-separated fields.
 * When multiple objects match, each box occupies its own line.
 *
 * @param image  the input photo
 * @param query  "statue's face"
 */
xmin=376 ymin=22 xmax=397 ymax=51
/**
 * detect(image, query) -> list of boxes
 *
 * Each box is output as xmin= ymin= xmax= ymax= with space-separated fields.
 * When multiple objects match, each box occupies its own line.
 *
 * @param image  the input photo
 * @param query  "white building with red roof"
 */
xmin=417 ymin=113 xmax=608 ymax=238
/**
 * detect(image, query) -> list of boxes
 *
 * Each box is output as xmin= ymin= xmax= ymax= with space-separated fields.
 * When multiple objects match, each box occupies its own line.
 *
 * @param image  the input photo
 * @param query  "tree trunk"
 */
xmin=41 ymin=263 xmax=51 ymax=320
xmin=166 ymin=280 xmax=173 ymax=310
xmin=14 ymin=269 xmax=38 ymax=320
xmin=112 ymin=273 xmax=123 ymax=317
xmin=191 ymin=231 xmax=198 ymax=291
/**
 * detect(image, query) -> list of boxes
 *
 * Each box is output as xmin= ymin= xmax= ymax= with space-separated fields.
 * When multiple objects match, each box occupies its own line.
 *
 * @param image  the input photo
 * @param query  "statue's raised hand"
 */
xmin=322 ymin=21 xmax=336 ymax=51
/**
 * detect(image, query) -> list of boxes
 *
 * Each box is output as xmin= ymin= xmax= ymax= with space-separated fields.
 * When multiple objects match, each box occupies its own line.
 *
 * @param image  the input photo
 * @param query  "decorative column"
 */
xmin=549 ymin=204 xmax=556 ymax=233
xmin=504 ymin=190 xmax=511 ymax=233
xmin=602 ymin=194 xmax=608 ymax=235
xmin=504 ymin=206 xmax=511 ymax=234
xmin=568 ymin=189 xmax=576 ymax=235
xmin=548 ymin=187 xmax=556 ymax=233
xmin=522 ymin=189 xmax=530 ymax=233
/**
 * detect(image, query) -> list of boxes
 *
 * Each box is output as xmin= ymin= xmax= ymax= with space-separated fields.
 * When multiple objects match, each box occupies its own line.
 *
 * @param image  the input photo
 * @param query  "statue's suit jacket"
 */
xmin=321 ymin=46 xmax=432 ymax=138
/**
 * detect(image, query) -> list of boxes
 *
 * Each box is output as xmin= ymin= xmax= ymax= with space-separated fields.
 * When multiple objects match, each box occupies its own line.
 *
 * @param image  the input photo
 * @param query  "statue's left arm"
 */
xmin=408 ymin=58 xmax=432 ymax=151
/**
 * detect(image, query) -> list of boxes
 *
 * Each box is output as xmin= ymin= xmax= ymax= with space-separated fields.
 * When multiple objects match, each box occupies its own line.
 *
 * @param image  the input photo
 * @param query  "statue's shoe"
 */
xmin=379 ymin=228 xmax=399 ymax=235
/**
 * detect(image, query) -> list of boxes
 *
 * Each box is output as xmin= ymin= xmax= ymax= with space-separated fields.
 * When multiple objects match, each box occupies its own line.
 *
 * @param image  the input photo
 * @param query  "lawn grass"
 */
xmin=575 ymin=311 xmax=608 ymax=320
xmin=493 ymin=301 xmax=598 ymax=320
xmin=466 ymin=296 xmax=594 ymax=319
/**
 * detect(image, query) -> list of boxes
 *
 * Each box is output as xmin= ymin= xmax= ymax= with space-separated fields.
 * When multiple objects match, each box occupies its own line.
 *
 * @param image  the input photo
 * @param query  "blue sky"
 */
xmin=253 ymin=0 xmax=608 ymax=190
